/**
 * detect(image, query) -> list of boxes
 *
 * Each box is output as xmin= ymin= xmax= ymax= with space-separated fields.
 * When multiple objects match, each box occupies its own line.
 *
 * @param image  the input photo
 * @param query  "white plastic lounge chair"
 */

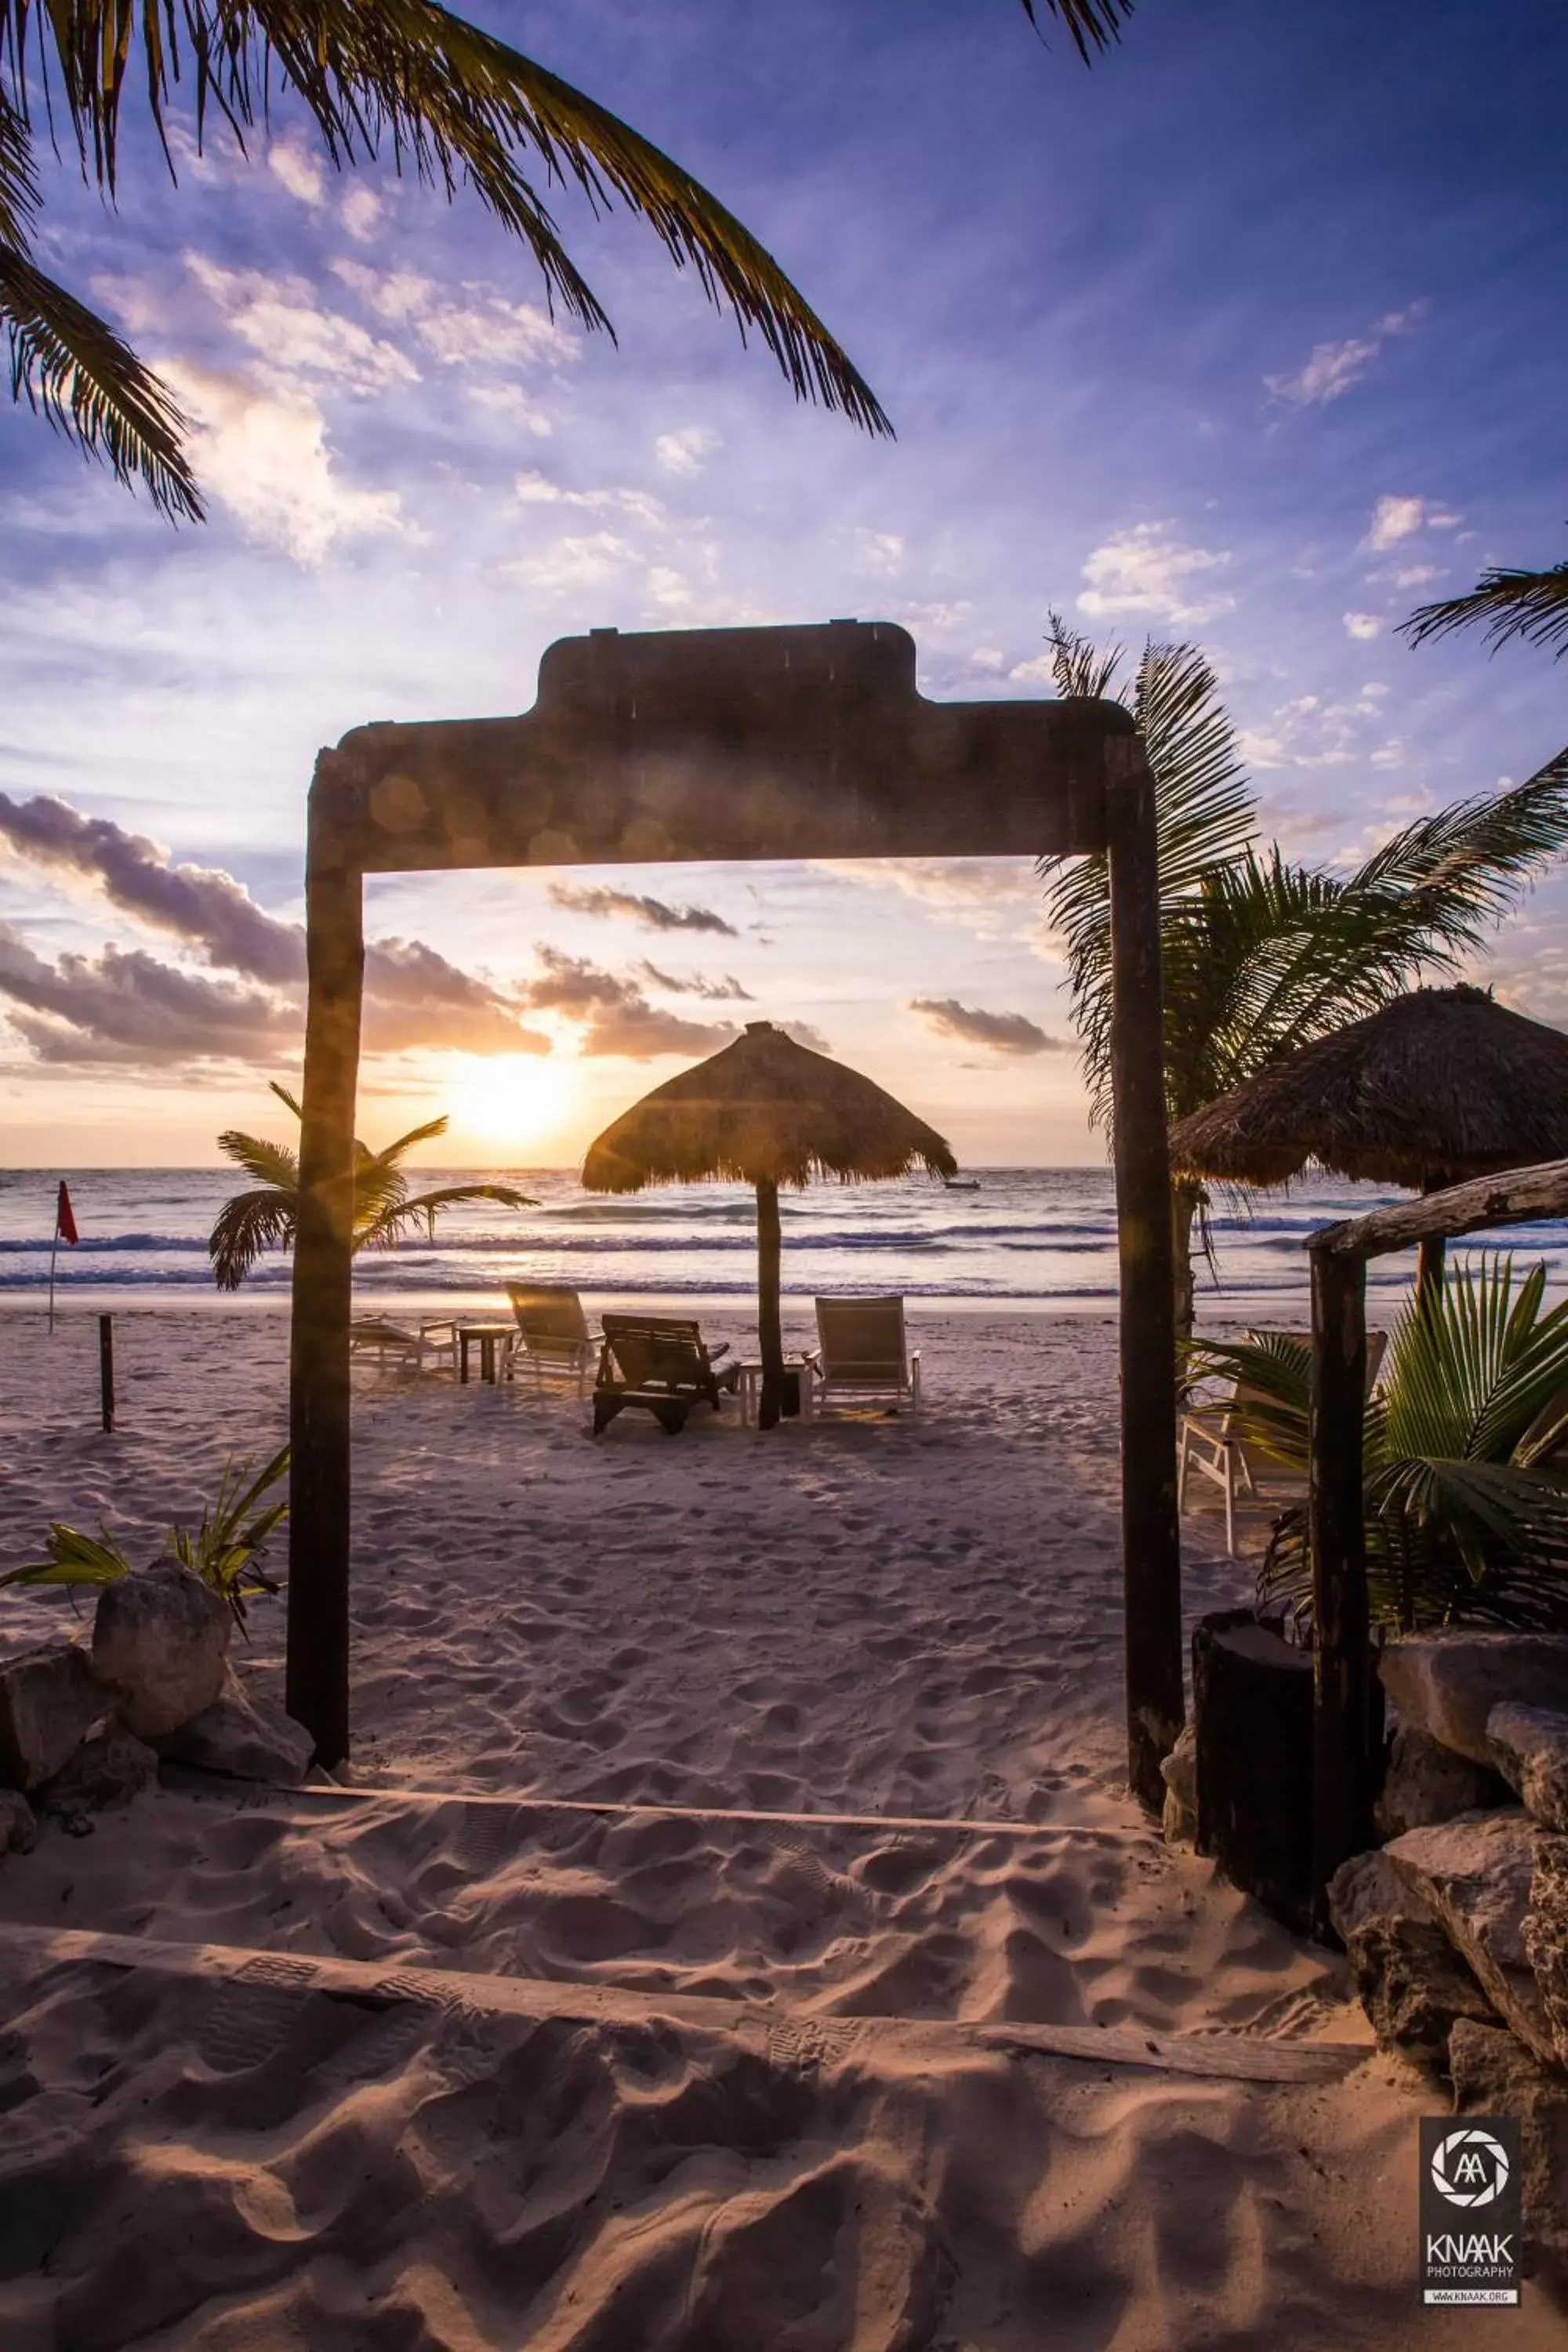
xmin=807 ymin=1295 xmax=921 ymax=1416
xmin=506 ymin=1283 xmax=597 ymax=1399
xmin=1178 ymin=1327 xmax=1387 ymax=1556
xmin=349 ymin=1317 xmax=456 ymax=1376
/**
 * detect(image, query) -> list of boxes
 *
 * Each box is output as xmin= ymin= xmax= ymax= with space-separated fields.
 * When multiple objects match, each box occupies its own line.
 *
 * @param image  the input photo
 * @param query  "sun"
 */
xmin=451 ymin=1054 xmax=575 ymax=1155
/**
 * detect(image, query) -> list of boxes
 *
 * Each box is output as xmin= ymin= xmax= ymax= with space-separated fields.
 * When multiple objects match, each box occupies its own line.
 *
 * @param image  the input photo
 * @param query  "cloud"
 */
xmin=1363 ymin=494 xmax=1464 ymax=553
xmin=187 ymin=257 xmax=419 ymax=396
xmin=1264 ymin=303 xmax=1428 ymax=407
xmin=548 ymin=883 xmax=738 ymax=936
xmin=655 ymin=426 xmax=720 ymax=477
xmin=158 ymin=360 xmax=410 ymax=565
xmin=1076 ymin=524 xmax=1235 ymax=626
xmin=341 ymin=187 xmax=383 ymax=243
xmin=519 ymin=946 xmax=746 ymax=1059
xmin=330 ymin=261 xmax=578 ymax=370
xmin=511 ymin=471 xmax=666 ymax=528
xmin=0 ymin=925 xmax=291 ymax=1065
xmin=638 ymin=961 xmax=753 ymax=1000
xmin=853 ymin=528 xmax=906 ymax=575
xmin=267 ymin=140 xmax=327 ymax=206
xmin=0 ymin=795 xmax=548 ymax=1060
xmin=469 ymin=384 xmax=554 ymax=437
xmin=0 ymin=793 xmax=304 ymax=981
xmin=909 ymin=997 xmax=1067 ymax=1055
xmin=1342 ymin=612 xmax=1383 ymax=641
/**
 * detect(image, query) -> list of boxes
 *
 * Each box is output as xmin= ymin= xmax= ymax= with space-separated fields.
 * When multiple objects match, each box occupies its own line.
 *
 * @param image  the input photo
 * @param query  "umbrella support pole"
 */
xmin=1308 ymin=1244 xmax=1371 ymax=1937
xmin=756 ymin=1178 xmax=784 ymax=1431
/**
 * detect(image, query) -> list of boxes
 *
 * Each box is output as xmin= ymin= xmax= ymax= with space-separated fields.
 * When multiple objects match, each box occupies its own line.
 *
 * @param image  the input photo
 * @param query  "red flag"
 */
xmin=56 ymin=1181 xmax=79 ymax=1247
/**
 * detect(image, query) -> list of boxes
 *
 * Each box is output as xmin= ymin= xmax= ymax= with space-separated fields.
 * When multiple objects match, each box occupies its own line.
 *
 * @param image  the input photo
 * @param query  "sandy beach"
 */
xmin=1 ymin=1302 xmax=1558 ymax=2347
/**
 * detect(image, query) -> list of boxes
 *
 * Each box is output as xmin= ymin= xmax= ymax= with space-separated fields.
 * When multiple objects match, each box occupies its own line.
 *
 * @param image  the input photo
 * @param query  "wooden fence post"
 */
xmin=98 ymin=1314 xmax=114 ymax=1434
xmin=1308 ymin=1240 xmax=1370 ymax=1936
xmin=286 ymin=764 xmax=365 ymax=1768
xmin=1105 ymin=738 xmax=1185 ymax=1811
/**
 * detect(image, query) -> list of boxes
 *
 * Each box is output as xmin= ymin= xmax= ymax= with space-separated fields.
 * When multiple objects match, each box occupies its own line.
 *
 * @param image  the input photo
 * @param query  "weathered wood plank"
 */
xmin=1106 ymin=737 xmax=1185 ymax=1812
xmin=1312 ymin=1155 xmax=1568 ymax=1261
xmin=1308 ymin=1247 xmax=1372 ymax=1940
xmin=0 ymin=1925 xmax=1367 ymax=2084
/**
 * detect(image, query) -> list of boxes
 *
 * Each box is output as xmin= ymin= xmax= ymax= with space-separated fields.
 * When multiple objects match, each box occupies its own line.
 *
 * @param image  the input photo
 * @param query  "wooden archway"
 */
xmin=288 ymin=619 xmax=1183 ymax=1806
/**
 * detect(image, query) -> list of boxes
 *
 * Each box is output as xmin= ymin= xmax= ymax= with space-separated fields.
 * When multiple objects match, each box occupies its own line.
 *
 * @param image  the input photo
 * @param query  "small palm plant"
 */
xmin=1189 ymin=1258 xmax=1568 ymax=1637
xmin=1 ymin=1445 xmax=291 ymax=1629
xmin=209 ymin=1084 xmax=535 ymax=1290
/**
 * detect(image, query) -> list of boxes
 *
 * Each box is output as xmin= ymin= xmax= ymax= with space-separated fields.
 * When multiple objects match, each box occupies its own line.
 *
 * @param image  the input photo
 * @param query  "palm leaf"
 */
xmin=358 ymin=1179 xmax=536 ymax=1250
xmin=1016 ymin=1 xmax=1137 ymax=61
xmin=1403 ymin=557 xmax=1568 ymax=660
xmin=0 ymin=1521 xmax=132 ymax=1586
xmin=2 ymin=0 xmax=888 ymax=434
xmin=209 ymin=1186 xmax=298 ymax=1290
xmin=217 ymin=1127 xmax=299 ymax=1189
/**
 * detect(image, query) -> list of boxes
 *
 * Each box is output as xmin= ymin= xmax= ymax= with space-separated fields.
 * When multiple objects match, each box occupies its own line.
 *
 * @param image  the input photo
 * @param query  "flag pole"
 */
xmin=47 ymin=1201 xmax=60 ymax=1335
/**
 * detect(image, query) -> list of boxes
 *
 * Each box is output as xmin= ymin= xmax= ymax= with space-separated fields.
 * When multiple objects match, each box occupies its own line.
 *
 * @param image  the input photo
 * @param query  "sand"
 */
xmin=0 ymin=1303 xmax=1559 ymax=2347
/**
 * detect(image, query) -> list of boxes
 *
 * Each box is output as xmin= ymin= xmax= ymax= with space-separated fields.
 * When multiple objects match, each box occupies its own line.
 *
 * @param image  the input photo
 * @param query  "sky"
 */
xmin=2 ymin=0 xmax=1565 ymax=1171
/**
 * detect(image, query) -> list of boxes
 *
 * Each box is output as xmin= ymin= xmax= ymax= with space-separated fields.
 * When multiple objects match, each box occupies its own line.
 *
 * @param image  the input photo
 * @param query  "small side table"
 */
xmin=737 ymin=1357 xmax=815 ymax=1428
xmin=456 ymin=1321 xmax=515 ymax=1385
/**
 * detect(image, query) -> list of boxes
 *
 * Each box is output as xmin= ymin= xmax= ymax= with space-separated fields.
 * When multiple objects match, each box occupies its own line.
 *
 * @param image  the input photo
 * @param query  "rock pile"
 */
xmin=1328 ymin=1631 xmax=1568 ymax=2283
xmin=0 ymin=1561 xmax=313 ymax=1853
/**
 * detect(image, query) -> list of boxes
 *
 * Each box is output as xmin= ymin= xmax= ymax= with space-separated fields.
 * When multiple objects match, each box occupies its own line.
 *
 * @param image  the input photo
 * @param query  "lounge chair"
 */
xmin=506 ymin=1283 xmax=597 ymax=1399
xmin=1178 ymin=1327 xmax=1388 ymax=1556
xmin=806 ymin=1295 xmax=921 ymax=1416
xmin=349 ymin=1316 xmax=456 ymax=1376
xmin=592 ymin=1315 xmax=732 ymax=1436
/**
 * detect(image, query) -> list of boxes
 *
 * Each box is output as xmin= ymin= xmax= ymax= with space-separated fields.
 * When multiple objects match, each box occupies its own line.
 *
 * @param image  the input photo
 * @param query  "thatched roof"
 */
xmin=583 ymin=1022 xmax=957 ymax=1192
xmin=1170 ymin=986 xmax=1568 ymax=1189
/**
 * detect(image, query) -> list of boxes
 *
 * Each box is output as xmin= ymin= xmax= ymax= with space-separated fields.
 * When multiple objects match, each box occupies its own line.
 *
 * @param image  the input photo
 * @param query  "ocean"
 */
xmin=2 ymin=1167 xmax=1565 ymax=1315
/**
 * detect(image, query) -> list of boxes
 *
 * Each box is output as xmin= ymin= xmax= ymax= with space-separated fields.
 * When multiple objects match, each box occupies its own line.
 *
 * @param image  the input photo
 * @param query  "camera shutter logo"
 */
xmin=1429 ymin=2129 xmax=1510 ymax=2210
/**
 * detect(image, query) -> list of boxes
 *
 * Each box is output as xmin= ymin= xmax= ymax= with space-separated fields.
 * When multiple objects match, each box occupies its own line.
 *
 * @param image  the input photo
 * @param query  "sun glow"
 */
xmin=450 ymin=1054 xmax=575 ymax=1152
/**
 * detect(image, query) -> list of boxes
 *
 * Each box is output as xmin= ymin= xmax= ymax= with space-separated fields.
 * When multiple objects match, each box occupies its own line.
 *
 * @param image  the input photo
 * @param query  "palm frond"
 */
xmin=209 ymin=1186 xmax=298 ymax=1290
xmin=1016 ymin=1 xmax=1137 ymax=63
xmin=2 ymin=0 xmax=887 ymax=434
xmin=0 ymin=238 xmax=202 ymax=519
xmin=0 ymin=1521 xmax=132 ymax=1587
xmin=1403 ymin=557 xmax=1568 ymax=660
xmin=358 ymin=1179 xmax=537 ymax=1251
xmin=1038 ymin=625 xmax=1253 ymax=1124
xmin=217 ymin=1127 xmax=299 ymax=1189
xmin=270 ymin=1080 xmax=305 ymax=1120
xmin=378 ymin=1113 xmax=451 ymax=1163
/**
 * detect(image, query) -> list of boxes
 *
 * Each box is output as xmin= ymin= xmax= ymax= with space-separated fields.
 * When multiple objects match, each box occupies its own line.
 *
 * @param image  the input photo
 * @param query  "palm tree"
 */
xmin=1039 ymin=618 xmax=1568 ymax=1334
xmin=209 ymin=1080 xmax=535 ymax=1289
xmin=2 ymin=0 xmax=898 ymax=519
xmin=1402 ymin=541 xmax=1568 ymax=661
xmin=1189 ymin=1258 xmax=1568 ymax=1635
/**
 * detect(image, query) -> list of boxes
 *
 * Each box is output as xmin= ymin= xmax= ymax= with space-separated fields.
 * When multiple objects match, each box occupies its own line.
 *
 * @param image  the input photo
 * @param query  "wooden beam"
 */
xmin=756 ymin=1178 xmax=783 ymax=1432
xmin=1312 ymin=1155 xmax=1568 ymax=1261
xmin=1308 ymin=1243 xmax=1371 ymax=1938
xmin=1105 ymin=736 xmax=1185 ymax=1812
xmin=286 ymin=759 xmax=364 ymax=1767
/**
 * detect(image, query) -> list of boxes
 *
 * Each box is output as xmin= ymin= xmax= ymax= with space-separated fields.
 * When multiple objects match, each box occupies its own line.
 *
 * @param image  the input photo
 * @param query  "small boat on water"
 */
xmin=943 ymin=1177 xmax=982 ymax=1192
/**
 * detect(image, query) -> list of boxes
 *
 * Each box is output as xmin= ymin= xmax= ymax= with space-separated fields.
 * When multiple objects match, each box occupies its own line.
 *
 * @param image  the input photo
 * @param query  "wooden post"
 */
xmin=1308 ymin=1241 xmax=1370 ymax=1937
xmin=1105 ymin=738 xmax=1185 ymax=1811
xmin=286 ymin=767 xmax=365 ymax=1768
xmin=756 ymin=1178 xmax=784 ymax=1432
xmin=98 ymin=1314 xmax=114 ymax=1434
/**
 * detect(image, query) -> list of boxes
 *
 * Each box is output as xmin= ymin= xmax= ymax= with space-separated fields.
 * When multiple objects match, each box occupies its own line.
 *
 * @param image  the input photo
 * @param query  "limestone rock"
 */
xmin=0 ymin=1788 xmax=38 ymax=1856
xmin=1525 ymin=1835 xmax=1568 ymax=2069
xmin=158 ymin=1667 xmax=313 ymax=1784
xmin=1160 ymin=1722 xmax=1196 ymax=1847
xmin=1379 ymin=1632 xmax=1568 ymax=1766
xmin=1327 ymin=1847 xmax=1497 ymax=2062
xmin=0 ymin=1640 xmax=103 ymax=1791
xmin=1488 ymin=1702 xmax=1568 ymax=1834
xmin=1448 ymin=2018 xmax=1568 ymax=2288
xmin=1374 ymin=1725 xmax=1511 ymax=1840
xmin=1383 ymin=1810 xmax=1557 ymax=2065
xmin=38 ymin=1722 xmax=158 ymax=1816
xmin=91 ymin=1561 xmax=230 ymax=1738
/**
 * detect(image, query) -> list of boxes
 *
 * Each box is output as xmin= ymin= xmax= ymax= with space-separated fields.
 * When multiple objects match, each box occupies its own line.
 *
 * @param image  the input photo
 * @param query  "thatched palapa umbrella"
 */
xmin=1170 ymin=985 xmax=1568 ymax=1304
xmin=583 ymin=1022 xmax=956 ymax=1428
